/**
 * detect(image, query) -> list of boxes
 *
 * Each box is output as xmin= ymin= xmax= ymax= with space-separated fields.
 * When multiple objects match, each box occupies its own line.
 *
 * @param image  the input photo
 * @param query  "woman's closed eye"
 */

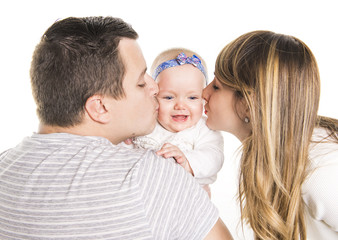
xmin=213 ymin=84 xmax=220 ymax=90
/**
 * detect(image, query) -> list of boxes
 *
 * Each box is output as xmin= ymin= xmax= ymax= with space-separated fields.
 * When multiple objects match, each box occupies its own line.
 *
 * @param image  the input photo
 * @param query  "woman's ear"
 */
xmin=85 ymin=95 xmax=110 ymax=124
xmin=236 ymin=97 xmax=251 ymax=123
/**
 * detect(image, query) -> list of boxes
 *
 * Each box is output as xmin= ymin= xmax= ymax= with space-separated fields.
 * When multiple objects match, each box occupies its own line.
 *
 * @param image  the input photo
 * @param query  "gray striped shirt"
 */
xmin=0 ymin=133 xmax=218 ymax=239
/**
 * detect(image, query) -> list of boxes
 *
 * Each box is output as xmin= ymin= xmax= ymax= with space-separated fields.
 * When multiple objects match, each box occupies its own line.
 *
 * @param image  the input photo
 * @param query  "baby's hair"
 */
xmin=150 ymin=48 xmax=208 ymax=81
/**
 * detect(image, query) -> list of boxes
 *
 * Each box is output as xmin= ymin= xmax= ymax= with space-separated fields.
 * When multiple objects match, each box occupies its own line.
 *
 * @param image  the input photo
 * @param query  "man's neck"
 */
xmin=38 ymin=123 xmax=123 ymax=145
xmin=38 ymin=124 xmax=87 ymax=136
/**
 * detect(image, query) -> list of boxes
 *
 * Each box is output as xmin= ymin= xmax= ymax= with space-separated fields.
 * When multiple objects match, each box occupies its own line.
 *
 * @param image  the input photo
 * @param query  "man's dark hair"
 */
xmin=30 ymin=16 xmax=138 ymax=127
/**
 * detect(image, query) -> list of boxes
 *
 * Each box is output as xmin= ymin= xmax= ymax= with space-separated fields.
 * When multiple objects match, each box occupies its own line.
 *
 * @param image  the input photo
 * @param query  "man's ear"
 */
xmin=85 ymin=95 xmax=110 ymax=124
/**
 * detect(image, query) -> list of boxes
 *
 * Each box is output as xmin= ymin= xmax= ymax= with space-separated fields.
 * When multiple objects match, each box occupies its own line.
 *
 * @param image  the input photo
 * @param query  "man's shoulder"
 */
xmin=5 ymin=133 xmax=159 ymax=170
xmin=5 ymin=132 xmax=185 ymax=183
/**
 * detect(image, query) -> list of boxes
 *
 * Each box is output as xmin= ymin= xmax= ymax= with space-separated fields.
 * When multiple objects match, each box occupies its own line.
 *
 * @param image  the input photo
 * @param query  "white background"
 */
xmin=1 ymin=0 xmax=337 ymax=239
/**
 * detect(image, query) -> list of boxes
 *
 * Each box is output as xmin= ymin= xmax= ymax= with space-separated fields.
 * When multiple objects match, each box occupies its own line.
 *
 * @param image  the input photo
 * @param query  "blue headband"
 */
xmin=152 ymin=52 xmax=207 ymax=80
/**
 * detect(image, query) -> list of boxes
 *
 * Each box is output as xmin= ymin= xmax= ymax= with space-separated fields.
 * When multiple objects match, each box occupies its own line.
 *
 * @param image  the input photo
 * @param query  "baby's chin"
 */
xmin=159 ymin=121 xmax=197 ymax=133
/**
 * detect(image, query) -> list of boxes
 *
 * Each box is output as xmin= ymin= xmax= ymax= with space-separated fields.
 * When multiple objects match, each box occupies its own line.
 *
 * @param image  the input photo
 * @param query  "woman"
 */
xmin=203 ymin=31 xmax=338 ymax=240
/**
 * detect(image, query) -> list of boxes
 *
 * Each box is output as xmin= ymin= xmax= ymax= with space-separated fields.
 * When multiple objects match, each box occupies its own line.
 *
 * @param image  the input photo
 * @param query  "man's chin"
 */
xmin=147 ymin=122 xmax=157 ymax=134
xmin=137 ymin=122 xmax=156 ymax=137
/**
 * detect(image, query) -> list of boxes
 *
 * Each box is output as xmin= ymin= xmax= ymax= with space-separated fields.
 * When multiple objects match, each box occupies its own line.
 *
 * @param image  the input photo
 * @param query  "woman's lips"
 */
xmin=204 ymin=104 xmax=208 ymax=115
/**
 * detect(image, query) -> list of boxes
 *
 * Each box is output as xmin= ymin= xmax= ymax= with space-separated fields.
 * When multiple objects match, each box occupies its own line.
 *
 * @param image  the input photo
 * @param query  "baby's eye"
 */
xmin=138 ymin=82 xmax=146 ymax=88
xmin=188 ymin=96 xmax=198 ymax=100
xmin=163 ymin=96 xmax=173 ymax=100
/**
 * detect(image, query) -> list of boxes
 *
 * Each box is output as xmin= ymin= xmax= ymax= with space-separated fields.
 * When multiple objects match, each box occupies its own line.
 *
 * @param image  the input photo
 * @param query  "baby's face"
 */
xmin=156 ymin=64 xmax=205 ymax=132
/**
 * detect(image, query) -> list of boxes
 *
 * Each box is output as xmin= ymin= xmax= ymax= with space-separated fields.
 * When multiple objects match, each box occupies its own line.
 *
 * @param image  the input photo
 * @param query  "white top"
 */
xmin=0 ymin=133 xmax=219 ymax=239
xmin=302 ymin=127 xmax=338 ymax=239
xmin=133 ymin=116 xmax=224 ymax=185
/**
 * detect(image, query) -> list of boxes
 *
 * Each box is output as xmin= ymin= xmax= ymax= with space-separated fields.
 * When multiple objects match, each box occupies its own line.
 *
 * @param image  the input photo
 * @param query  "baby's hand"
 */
xmin=156 ymin=143 xmax=194 ymax=175
xmin=123 ymin=138 xmax=134 ymax=145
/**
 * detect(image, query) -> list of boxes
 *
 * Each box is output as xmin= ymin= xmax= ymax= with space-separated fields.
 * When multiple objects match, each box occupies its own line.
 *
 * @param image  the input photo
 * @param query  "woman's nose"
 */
xmin=202 ymin=85 xmax=210 ymax=101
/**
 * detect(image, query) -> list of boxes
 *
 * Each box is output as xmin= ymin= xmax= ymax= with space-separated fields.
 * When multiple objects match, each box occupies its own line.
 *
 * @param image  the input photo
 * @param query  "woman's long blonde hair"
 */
xmin=215 ymin=30 xmax=337 ymax=239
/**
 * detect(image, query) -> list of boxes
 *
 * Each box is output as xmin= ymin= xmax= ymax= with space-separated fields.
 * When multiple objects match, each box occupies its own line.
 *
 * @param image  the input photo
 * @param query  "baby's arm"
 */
xmin=156 ymin=143 xmax=194 ymax=174
xmin=183 ymin=123 xmax=224 ymax=184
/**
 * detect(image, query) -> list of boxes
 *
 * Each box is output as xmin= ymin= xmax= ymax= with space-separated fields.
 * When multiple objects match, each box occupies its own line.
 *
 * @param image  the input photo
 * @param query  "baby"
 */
xmin=134 ymin=48 xmax=224 ymax=196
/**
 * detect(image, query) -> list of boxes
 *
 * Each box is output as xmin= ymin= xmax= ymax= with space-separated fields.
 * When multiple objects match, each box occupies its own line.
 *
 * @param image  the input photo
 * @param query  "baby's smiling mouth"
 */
xmin=171 ymin=115 xmax=189 ymax=122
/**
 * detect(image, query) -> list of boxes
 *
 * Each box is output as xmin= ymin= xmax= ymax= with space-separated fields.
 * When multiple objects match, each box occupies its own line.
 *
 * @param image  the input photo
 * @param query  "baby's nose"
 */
xmin=174 ymin=99 xmax=186 ymax=110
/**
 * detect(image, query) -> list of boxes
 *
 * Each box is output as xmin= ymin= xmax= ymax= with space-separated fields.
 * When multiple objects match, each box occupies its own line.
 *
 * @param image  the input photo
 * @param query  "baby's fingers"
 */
xmin=123 ymin=138 xmax=133 ymax=145
xmin=156 ymin=148 xmax=176 ymax=158
xmin=156 ymin=143 xmax=175 ymax=156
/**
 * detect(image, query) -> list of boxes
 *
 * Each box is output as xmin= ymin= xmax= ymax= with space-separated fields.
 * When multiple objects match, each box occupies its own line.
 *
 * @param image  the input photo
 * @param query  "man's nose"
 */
xmin=146 ymin=74 xmax=158 ymax=96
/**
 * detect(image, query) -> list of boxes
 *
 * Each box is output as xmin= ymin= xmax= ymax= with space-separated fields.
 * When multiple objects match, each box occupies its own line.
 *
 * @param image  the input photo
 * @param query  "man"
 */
xmin=0 ymin=17 xmax=232 ymax=239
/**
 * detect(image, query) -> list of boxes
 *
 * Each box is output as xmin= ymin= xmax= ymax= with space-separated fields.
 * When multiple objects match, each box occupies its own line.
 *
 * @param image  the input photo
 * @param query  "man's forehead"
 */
xmin=119 ymin=38 xmax=146 ymax=69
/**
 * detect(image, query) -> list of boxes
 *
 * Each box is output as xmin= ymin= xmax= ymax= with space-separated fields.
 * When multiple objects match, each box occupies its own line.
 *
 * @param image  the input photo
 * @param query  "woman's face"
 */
xmin=202 ymin=77 xmax=251 ymax=141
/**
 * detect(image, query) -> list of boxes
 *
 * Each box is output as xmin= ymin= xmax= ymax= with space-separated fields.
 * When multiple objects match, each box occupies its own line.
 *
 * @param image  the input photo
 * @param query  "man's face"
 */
xmin=107 ymin=39 xmax=159 ymax=142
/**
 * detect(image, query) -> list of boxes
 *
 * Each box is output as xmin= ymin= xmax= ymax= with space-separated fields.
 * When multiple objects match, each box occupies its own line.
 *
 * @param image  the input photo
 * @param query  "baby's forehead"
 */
xmin=157 ymin=81 xmax=206 ymax=95
xmin=158 ymin=88 xmax=203 ymax=96
xmin=158 ymin=80 xmax=204 ymax=95
xmin=157 ymin=65 xmax=206 ymax=82
xmin=152 ymin=51 xmax=208 ymax=82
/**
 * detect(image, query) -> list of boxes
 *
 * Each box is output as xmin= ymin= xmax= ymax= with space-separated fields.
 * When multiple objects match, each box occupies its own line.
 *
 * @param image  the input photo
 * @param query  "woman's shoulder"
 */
xmin=311 ymin=127 xmax=337 ymax=142
xmin=309 ymin=127 xmax=338 ymax=166
xmin=305 ymin=127 xmax=338 ymax=196
xmin=302 ymin=127 xmax=338 ymax=235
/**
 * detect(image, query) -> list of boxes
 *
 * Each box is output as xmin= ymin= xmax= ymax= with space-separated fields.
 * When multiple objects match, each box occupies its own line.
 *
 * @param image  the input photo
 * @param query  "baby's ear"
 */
xmin=85 ymin=95 xmax=110 ymax=124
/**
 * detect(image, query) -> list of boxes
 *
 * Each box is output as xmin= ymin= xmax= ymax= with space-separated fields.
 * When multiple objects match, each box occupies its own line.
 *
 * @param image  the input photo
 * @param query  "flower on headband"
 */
xmin=176 ymin=52 xmax=202 ymax=67
xmin=152 ymin=52 xmax=207 ymax=80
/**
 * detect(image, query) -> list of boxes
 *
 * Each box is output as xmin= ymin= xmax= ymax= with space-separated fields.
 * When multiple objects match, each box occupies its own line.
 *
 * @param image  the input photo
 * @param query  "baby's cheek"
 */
xmin=191 ymin=102 xmax=204 ymax=115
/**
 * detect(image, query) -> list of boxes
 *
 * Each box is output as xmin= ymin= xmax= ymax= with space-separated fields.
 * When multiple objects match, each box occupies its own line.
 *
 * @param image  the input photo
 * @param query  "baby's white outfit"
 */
xmin=133 ymin=116 xmax=224 ymax=186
